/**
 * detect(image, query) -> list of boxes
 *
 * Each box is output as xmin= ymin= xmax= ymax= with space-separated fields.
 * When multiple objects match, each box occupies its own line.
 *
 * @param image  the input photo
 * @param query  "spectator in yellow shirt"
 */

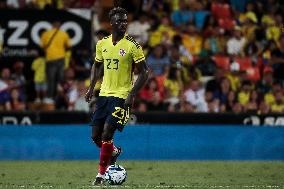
xmin=264 ymin=81 xmax=282 ymax=106
xmin=31 ymin=52 xmax=46 ymax=103
xmin=271 ymin=90 xmax=284 ymax=113
xmin=40 ymin=21 xmax=71 ymax=103
xmin=182 ymin=25 xmax=203 ymax=55
xmin=32 ymin=0 xmax=64 ymax=9
xmin=226 ymin=61 xmax=241 ymax=92
xmin=238 ymin=80 xmax=252 ymax=106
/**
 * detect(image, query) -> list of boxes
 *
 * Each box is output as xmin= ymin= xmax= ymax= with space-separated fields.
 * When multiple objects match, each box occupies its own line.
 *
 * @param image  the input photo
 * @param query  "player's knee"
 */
xmin=101 ymin=131 xmax=113 ymax=141
xmin=91 ymin=135 xmax=102 ymax=148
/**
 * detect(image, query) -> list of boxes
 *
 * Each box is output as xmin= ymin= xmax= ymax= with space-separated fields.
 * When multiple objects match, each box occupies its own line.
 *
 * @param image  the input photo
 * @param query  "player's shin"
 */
xmin=99 ymin=140 xmax=114 ymax=175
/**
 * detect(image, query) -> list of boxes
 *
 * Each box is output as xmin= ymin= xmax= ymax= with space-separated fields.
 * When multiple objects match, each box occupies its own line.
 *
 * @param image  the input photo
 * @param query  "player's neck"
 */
xmin=112 ymin=32 xmax=125 ymax=45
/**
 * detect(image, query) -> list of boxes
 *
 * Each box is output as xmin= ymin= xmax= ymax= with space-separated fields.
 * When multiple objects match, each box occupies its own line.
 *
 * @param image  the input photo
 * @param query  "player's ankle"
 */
xmin=96 ymin=173 xmax=105 ymax=178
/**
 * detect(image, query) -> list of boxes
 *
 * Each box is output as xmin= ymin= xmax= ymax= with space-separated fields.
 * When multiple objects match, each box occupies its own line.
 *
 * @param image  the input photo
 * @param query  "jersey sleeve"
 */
xmin=130 ymin=43 xmax=145 ymax=64
xmin=95 ymin=40 xmax=104 ymax=63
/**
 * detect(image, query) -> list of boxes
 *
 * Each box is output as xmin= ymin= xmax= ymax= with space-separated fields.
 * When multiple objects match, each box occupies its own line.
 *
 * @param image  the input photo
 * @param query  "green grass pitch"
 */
xmin=0 ymin=161 xmax=284 ymax=188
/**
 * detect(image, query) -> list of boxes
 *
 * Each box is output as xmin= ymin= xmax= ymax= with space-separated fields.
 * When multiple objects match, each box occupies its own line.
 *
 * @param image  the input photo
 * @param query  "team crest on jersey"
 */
xmin=119 ymin=49 xmax=126 ymax=56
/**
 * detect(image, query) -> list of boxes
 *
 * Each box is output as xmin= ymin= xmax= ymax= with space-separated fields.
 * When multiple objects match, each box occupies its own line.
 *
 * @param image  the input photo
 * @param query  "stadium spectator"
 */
xmin=139 ymin=77 xmax=163 ymax=111
xmin=142 ymin=0 xmax=170 ymax=18
xmin=169 ymin=93 xmax=194 ymax=113
xmin=264 ymin=81 xmax=282 ymax=107
xmin=127 ymin=13 xmax=150 ymax=46
xmin=6 ymin=0 xmax=26 ymax=8
xmin=193 ymin=1 xmax=209 ymax=30
xmin=226 ymin=60 xmax=241 ymax=91
xmin=203 ymin=27 xmax=223 ymax=55
xmin=255 ymin=66 xmax=274 ymax=96
xmin=227 ymin=26 xmax=246 ymax=56
xmin=10 ymin=88 xmax=25 ymax=110
xmin=135 ymin=100 xmax=148 ymax=112
xmin=244 ymin=90 xmax=259 ymax=113
xmin=172 ymin=34 xmax=193 ymax=64
xmin=238 ymin=80 xmax=252 ymax=106
xmin=164 ymin=67 xmax=183 ymax=107
xmin=213 ymin=77 xmax=231 ymax=106
xmin=148 ymin=15 xmax=175 ymax=47
xmin=40 ymin=20 xmax=71 ymax=104
xmin=68 ymin=0 xmax=95 ymax=8
xmin=232 ymin=102 xmax=243 ymax=114
xmin=184 ymin=80 xmax=207 ymax=112
xmin=74 ymin=80 xmax=89 ymax=112
xmin=202 ymin=15 xmax=218 ymax=38
xmin=242 ymin=11 xmax=258 ymax=42
xmin=271 ymin=90 xmax=284 ymax=113
xmin=220 ymin=90 xmax=236 ymax=112
xmin=182 ymin=25 xmax=203 ymax=55
xmin=0 ymin=68 xmax=12 ymax=110
xmin=258 ymin=100 xmax=271 ymax=114
xmin=205 ymin=90 xmax=220 ymax=113
xmin=31 ymin=52 xmax=46 ymax=103
xmin=206 ymin=68 xmax=224 ymax=92
xmin=270 ymin=35 xmax=284 ymax=83
xmin=182 ymin=64 xmax=202 ymax=87
xmin=146 ymin=44 xmax=170 ymax=77
xmin=32 ymin=0 xmax=64 ymax=9
xmin=55 ymin=67 xmax=76 ymax=110
xmin=11 ymin=61 xmax=26 ymax=101
xmin=70 ymin=49 xmax=92 ymax=80
xmin=261 ymin=40 xmax=278 ymax=65
xmin=171 ymin=0 xmax=193 ymax=28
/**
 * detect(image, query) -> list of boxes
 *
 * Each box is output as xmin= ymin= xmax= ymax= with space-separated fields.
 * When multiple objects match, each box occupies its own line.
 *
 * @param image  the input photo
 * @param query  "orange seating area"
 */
xmin=212 ymin=56 xmax=261 ymax=81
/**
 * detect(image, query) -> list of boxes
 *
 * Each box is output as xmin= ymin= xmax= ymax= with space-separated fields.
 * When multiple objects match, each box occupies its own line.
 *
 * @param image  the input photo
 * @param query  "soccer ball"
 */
xmin=104 ymin=164 xmax=127 ymax=185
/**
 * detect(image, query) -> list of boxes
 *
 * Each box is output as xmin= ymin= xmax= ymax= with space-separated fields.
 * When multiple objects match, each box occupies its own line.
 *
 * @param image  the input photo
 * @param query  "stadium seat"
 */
xmin=235 ymin=57 xmax=252 ymax=71
xmin=212 ymin=56 xmax=230 ymax=71
xmin=218 ymin=18 xmax=236 ymax=31
xmin=211 ymin=3 xmax=232 ymax=19
xmin=245 ymin=66 xmax=260 ymax=82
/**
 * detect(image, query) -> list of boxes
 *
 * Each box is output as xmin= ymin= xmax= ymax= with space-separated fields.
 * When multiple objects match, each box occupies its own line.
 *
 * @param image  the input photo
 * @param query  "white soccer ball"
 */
xmin=104 ymin=164 xmax=127 ymax=185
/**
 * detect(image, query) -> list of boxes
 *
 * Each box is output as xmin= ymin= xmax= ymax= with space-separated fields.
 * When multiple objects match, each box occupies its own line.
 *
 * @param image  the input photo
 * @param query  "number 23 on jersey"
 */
xmin=106 ymin=58 xmax=119 ymax=70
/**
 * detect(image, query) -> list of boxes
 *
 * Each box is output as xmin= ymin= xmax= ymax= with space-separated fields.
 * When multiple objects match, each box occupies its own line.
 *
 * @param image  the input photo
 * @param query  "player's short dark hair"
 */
xmin=109 ymin=7 xmax=127 ymax=19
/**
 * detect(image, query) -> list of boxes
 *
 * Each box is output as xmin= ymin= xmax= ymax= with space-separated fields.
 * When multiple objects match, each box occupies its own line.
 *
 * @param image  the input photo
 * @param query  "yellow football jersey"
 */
xmin=95 ymin=34 xmax=145 ymax=99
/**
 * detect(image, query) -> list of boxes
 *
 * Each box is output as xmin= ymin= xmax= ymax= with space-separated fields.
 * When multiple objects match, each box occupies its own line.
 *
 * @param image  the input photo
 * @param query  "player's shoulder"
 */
xmin=125 ymin=35 xmax=141 ymax=49
xmin=97 ymin=35 xmax=111 ymax=45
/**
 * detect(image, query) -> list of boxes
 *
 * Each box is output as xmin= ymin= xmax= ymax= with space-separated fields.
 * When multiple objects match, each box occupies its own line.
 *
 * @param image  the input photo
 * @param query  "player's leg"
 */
xmin=99 ymin=123 xmax=116 ymax=174
xmin=91 ymin=124 xmax=103 ymax=148
xmin=90 ymin=97 xmax=109 ymax=185
xmin=108 ymin=98 xmax=130 ymax=164
xmin=95 ymin=122 xmax=116 ymax=184
xmin=90 ymin=96 xmax=108 ymax=148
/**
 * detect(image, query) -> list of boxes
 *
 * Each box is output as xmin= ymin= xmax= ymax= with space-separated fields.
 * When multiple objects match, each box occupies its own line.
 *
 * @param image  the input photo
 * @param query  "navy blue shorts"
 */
xmin=90 ymin=96 xmax=130 ymax=131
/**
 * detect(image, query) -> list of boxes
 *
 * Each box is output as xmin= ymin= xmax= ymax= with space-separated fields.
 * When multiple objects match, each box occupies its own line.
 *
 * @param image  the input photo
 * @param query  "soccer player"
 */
xmin=85 ymin=6 xmax=149 ymax=185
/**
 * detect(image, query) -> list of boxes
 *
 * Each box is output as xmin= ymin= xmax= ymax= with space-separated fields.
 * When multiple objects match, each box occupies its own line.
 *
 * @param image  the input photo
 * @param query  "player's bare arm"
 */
xmin=124 ymin=60 xmax=149 ymax=108
xmin=85 ymin=61 xmax=103 ymax=103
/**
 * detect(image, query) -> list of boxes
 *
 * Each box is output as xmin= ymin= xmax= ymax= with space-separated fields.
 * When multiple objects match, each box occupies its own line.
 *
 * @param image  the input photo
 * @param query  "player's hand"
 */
xmin=85 ymin=88 xmax=93 ymax=103
xmin=124 ymin=93 xmax=135 ymax=109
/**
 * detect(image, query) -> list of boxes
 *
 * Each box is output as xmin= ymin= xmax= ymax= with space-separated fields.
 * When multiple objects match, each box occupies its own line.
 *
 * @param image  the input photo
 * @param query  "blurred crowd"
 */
xmin=0 ymin=0 xmax=284 ymax=114
xmin=0 ymin=0 xmax=96 ymax=9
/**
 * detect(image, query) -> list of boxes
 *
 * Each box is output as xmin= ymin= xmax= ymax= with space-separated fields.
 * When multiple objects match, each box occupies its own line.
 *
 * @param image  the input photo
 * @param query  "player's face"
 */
xmin=111 ymin=13 xmax=128 ymax=34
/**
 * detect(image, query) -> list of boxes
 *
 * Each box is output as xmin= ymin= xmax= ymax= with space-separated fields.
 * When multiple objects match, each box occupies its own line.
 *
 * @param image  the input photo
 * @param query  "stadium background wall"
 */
xmin=0 ymin=124 xmax=283 ymax=160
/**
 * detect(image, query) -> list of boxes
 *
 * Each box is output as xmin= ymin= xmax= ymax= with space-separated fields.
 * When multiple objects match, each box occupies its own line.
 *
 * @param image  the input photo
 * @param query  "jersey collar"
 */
xmin=110 ymin=33 xmax=128 ymax=46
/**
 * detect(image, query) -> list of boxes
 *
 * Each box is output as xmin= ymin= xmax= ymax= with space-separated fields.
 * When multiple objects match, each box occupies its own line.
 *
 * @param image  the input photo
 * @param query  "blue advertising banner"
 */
xmin=0 ymin=125 xmax=284 ymax=160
